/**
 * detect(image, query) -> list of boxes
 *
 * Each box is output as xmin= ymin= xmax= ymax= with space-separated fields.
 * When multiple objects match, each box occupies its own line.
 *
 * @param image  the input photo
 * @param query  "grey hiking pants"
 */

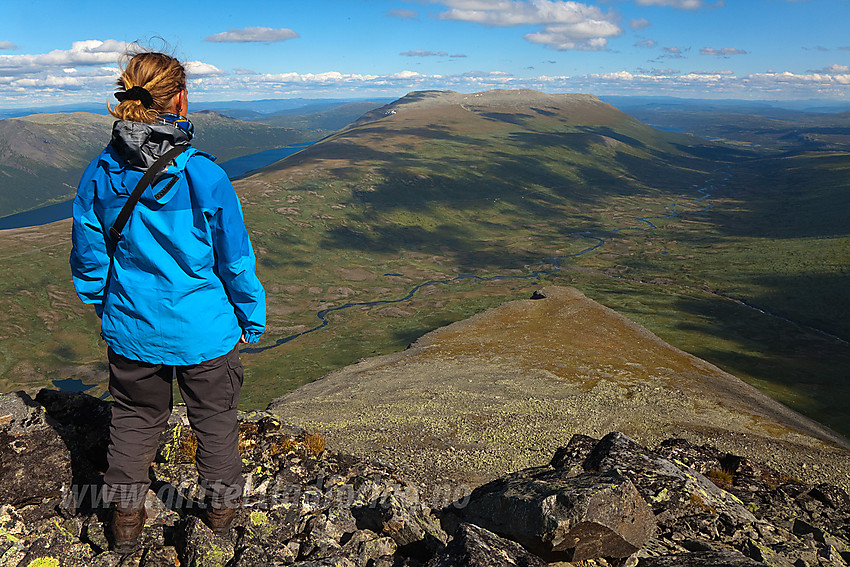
xmin=103 ymin=344 xmax=245 ymax=509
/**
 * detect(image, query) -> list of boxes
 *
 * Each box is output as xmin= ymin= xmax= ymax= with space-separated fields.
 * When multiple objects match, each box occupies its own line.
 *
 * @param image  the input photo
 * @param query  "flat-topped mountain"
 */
xmin=352 ymin=89 xmax=635 ymax=127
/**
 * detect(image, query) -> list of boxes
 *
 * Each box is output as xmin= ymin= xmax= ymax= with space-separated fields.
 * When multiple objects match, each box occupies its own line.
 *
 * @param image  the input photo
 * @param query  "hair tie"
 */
xmin=115 ymin=86 xmax=154 ymax=109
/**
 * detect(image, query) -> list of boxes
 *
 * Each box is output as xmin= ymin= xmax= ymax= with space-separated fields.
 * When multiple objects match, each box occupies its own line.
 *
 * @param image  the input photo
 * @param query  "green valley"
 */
xmin=0 ymin=90 xmax=847 ymax=438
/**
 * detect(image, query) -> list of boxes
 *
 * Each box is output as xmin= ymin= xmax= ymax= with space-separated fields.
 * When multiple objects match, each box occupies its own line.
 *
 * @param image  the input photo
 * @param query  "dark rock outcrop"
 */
xmin=450 ymin=468 xmax=655 ymax=561
xmin=427 ymin=522 xmax=548 ymax=567
xmin=0 ymin=389 xmax=849 ymax=567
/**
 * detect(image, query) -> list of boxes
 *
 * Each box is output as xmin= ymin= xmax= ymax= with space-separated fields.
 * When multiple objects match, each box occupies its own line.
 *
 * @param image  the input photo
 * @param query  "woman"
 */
xmin=70 ymin=50 xmax=266 ymax=552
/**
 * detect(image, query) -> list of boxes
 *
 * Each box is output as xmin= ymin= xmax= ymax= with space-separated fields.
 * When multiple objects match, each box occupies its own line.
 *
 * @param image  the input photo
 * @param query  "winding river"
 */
xmin=243 ymin=175 xmax=725 ymax=354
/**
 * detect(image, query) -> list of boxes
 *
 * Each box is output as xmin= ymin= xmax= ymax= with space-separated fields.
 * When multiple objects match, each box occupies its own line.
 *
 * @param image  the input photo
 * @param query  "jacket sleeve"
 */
xmin=210 ymin=176 xmax=267 ymax=343
xmin=69 ymin=160 xmax=109 ymax=318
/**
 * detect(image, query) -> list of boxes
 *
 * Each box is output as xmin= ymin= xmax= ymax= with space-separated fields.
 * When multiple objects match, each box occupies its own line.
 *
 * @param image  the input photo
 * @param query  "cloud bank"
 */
xmin=1 ymin=39 xmax=848 ymax=107
xmin=204 ymin=27 xmax=299 ymax=43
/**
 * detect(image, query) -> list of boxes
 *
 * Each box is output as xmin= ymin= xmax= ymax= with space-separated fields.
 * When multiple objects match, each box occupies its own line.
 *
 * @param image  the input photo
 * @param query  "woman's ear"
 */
xmin=172 ymin=90 xmax=188 ymax=115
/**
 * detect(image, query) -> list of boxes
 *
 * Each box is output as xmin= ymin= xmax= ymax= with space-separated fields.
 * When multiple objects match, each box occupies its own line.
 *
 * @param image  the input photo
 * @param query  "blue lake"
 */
xmin=0 ymin=142 xmax=312 ymax=230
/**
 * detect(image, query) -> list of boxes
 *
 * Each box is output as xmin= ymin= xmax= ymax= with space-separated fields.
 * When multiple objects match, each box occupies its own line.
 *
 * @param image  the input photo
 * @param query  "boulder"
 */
xmin=0 ymin=391 xmax=77 ymax=514
xmin=427 ymin=522 xmax=548 ymax=567
xmin=351 ymin=489 xmax=448 ymax=559
xmin=583 ymin=432 xmax=756 ymax=527
xmin=0 ymin=390 xmax=49 ymax=435
xmin=550 ymin=433 xmax=599 ymax=470
xmin=455 ymin=468 xmax=655 ymax=561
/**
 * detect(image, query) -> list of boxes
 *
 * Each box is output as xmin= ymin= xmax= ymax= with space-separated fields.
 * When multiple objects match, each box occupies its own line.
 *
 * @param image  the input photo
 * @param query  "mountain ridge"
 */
xmin=0 ymin=111 xmax=318 ymax=217
xmin=268 ymin=286 xmax=850 ymax=494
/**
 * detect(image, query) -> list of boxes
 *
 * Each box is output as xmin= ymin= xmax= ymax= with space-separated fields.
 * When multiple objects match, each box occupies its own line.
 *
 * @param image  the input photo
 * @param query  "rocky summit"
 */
xmin=0 ymin=388 xmax=849 ymax=566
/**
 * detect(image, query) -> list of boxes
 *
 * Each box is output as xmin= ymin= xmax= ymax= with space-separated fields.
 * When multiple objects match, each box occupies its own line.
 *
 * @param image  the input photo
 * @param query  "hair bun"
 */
xmin=115 ymin=86 xmax=154 ymax=109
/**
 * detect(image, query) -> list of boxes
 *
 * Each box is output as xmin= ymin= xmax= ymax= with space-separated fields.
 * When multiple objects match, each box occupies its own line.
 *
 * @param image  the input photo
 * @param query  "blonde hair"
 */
xmin=108 ymin=51 xmax=186 ymax=123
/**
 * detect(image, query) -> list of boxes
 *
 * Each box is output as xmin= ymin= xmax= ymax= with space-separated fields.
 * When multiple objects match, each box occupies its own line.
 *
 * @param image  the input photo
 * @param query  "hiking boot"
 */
xmin=110 ymin=505 xmax=146 ymax=554
xmin=203 ymin=502 xmax=240 ymax=537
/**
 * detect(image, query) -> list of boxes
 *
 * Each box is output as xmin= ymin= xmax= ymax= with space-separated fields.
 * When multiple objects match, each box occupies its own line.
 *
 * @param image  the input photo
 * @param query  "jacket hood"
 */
xmin=110 ymin=120 xmax=192 ymax=170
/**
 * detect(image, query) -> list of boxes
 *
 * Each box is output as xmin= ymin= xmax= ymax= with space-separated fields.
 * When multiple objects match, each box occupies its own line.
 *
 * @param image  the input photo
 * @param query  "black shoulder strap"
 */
xmin=109 ymin=145 xmax=189 ymax=245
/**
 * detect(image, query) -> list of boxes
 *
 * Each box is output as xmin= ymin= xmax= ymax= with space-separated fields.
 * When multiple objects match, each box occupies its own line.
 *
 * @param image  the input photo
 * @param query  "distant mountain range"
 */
xmin=0 ymin=111 xmax=318 ymax=217
xmin=0 ymin=97 xmax=395 ymax=120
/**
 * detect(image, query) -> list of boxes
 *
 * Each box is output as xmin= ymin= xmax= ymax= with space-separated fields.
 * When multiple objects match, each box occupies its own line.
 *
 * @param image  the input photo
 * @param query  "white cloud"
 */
xmin=390 ymin=71 xmax=424 ymax=79
xmin=0 ymin=40 xmax=129 ymax=74
xmin=204 ymin=27 xmax=299 ymax=43
xmin=809 ymin=63 xmax=850 ymax=74
xmin=0 ymin=41 xmax=17 ymax=50
xmin=635 ymin=39 xmax=657 ymax=48
xmin=689 ymin=69 xmax=734 ymax=75
xmin=700 ymin=47 xmax=747 ymax=56
xmin=630 ymin=18 xmax=651 ymax=29
xmin=576 ymin=67 xmax=850 ymax=98
xmin=401 ymin=50 xmax=450 ymax=57
xmin=661 ymin=46 xmax=686 ymax=58
xmin=387 ymin=9 xmax=419 ymax=19
xmin=525 ymin=20 xmax=622 ymax=51
xmin=433 ymin=0 xmax=622 ymax=51
xmin=184 ymin=61 xmax=225 ymax=77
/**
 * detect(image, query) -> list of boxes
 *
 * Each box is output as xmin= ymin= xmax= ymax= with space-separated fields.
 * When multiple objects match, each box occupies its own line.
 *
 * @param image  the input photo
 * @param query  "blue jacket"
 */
xmin=70 ymin=120 xmax=266 ymax=365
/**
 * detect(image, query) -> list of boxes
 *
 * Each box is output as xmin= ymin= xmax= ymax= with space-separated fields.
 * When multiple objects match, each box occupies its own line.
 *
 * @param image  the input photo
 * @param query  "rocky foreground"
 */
xmin=0 ymin=389 xmax=848 ymax=566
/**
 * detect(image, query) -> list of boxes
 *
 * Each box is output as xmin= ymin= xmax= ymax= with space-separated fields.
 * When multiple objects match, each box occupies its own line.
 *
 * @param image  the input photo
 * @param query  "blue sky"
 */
xmin=1 ymin=0 xmax=848 ymax=108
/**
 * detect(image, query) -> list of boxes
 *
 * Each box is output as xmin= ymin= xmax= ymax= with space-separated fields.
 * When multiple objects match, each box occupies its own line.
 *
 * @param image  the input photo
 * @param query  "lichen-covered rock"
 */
xmin=177 ymin=515 xmax=236 ymax=567
xmin=637 ymin=550 xmax=768 ymax=566
xmin=427 ymin=522 xmax=548 ymax=567
xmin=655 ymin=438 xmax=726 ymax=476
xmin=351 ymin=487 xmax=448 ymax=559
xmin=289 ymin=557 xmax=357 ymax=567
xmin=0 ymin=391 xmax=49 ymax=435
xmin=11 ymin=514 xmax=95 ymax=567
xmin=550 ymin=433 xmax=600 ymax=470
xmin=583 ymin=432 xmax=756 ymax=528
xmin=138 ymin=544 xmax=182 ymax=566
xmin=238 ymin=506 xmax=302 ymax=551
xmin=340 ymin=529 xmax=397 ymax=567
xmin=454 ymin=467 xmax=656 ymax=561
xmin=0 ymin=420 xmax=71 ymax=513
